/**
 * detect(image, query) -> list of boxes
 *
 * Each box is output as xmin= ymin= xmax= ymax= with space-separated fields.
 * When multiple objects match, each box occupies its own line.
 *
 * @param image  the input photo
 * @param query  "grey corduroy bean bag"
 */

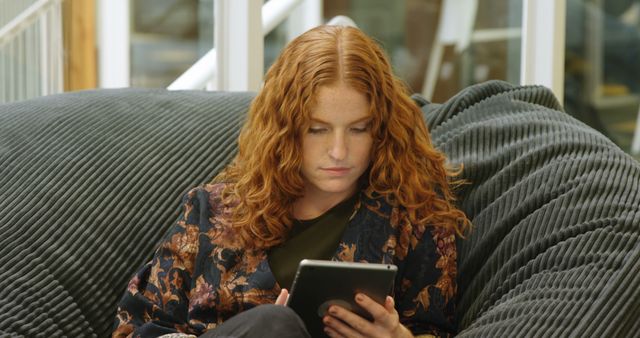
xmin=0 ymin=80 xmax=638 ymax=337
xmin=421 ymin=81 xmax=640 ymax=337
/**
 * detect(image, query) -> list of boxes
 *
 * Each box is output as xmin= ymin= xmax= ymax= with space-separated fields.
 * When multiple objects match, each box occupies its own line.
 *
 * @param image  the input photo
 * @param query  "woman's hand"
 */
xmin=275 ymin=288 xmax=289 ymax=305
xmin=322 ymin=294 xmax=413 ymax=338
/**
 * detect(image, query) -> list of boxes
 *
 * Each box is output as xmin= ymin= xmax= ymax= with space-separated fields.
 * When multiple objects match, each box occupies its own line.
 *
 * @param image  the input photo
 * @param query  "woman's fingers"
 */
xmin=323 ymin=311 xmax=364 ymax=338
xmin=275 ymin=288 xmax=289 ymax=305
xmin=324 ymin=294 xmax=408 ymax=338
xmin=354 ymin=293 xmax=395 ymax=326
xmin=323 ymin=325 xmax=345 ymax=338
xmin=324 ymin=300 xmax=379 ymax=337
xmin=384 ymin=296 xmax=394 ymax=312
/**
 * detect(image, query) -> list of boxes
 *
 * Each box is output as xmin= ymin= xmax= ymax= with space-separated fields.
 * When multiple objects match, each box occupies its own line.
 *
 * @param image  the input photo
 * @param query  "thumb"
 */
xmin=384 ymin=296 xmax=395 ymax=312
xmin=275 ymin=288 xmax=289 ymax=305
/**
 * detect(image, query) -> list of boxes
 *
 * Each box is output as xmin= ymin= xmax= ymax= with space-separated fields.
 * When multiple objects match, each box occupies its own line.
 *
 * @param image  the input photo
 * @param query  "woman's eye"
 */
xmin=308 ymin=127 xmax=327 ymax=134
xmin=350 ymin=125 xmax=370 ymax=133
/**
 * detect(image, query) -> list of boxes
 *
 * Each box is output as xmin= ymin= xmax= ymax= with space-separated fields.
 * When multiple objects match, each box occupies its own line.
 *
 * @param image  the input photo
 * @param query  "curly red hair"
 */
xmin=215 ymin=25 xmax=470 ymax=249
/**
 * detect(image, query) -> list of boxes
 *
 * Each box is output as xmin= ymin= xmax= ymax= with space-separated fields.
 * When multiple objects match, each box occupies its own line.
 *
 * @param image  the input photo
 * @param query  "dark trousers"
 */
xmin=199 ymin=304 xmax=312 ymax=338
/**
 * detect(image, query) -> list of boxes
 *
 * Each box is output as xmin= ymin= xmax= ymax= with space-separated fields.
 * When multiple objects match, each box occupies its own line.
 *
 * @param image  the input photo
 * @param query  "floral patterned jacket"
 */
xmin=112 ymin=183 xmax=458 ymax=338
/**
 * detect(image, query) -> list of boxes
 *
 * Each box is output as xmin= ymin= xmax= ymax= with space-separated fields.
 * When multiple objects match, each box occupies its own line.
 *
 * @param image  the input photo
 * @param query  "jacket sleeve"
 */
xmin=394 ymin=225 xmax=458 ymax=338
xmin=112 ymin=188 xmax=209 ymax=338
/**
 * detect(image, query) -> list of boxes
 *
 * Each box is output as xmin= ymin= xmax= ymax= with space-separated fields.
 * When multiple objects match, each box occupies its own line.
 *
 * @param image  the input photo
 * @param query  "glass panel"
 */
xmin=129 ymin=0 xmax=522 ymax=99
xmin=264 ymin=18 xmax=288 ymax=73
xmin=0 ymin=0 xmax=63 ymax=103
xmin=130 ymin=0 xmax=289 ymax=88
xmin=564 ymin=0 xmax=640 ymax=159
xmin=324 ymin=0 xmax=522 ymax=102
xmin=0 ymin=0 xmax=42 ymax=27
xmin=130 ymin=0 xmax=209 ymax=88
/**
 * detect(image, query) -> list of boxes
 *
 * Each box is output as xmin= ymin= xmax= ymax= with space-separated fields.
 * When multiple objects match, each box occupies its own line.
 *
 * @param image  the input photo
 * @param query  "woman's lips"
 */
xmin=321 ymin=167 xmax=351 ymax=176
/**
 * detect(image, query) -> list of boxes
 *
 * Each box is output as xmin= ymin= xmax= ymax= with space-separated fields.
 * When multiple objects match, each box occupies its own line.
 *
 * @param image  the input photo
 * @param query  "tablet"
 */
xmin=286 ymin=259 xmax=397 ymax=337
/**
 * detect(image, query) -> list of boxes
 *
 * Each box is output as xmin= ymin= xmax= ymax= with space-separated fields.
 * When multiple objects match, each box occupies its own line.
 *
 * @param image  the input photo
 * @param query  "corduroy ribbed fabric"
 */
xmin=0 ymin=81 xmax=638 ymax=337
xmin=420 ymin=81 xmax=640 ymax=337
xmin=0 ymin=89 xmax=252 ymax=337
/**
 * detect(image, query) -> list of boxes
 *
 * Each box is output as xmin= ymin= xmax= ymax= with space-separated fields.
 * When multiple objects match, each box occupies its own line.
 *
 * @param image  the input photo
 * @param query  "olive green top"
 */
xmin=268 ymin=193 xmax=358 ymax=289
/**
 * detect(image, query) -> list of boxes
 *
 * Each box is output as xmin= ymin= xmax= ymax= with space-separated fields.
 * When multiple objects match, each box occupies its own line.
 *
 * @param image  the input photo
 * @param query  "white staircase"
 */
xmin=0 ymin=0 xmax=63 ymax=103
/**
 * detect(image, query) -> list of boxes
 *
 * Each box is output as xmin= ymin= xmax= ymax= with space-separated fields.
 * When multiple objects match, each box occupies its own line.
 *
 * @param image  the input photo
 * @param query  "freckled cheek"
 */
xmin=301 ymin=143 xmax=327 ymax=172
xmin=354 ymin=139 xmax=374 ymax=165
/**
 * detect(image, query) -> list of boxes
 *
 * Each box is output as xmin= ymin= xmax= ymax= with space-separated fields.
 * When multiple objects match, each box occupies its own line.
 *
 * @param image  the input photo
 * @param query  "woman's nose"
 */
xmin=328 ymin=133 xmax=347 ymax=161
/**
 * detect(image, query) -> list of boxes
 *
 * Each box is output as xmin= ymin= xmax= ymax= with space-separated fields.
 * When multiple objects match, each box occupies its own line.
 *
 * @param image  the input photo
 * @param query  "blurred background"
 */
xmin=1 ymin=0 xmax=640 ymax=160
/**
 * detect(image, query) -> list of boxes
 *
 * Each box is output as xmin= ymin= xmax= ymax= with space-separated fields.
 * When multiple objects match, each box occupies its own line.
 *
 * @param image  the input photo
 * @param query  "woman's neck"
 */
xmin=292 ymin=188 xmax=357 ymax=220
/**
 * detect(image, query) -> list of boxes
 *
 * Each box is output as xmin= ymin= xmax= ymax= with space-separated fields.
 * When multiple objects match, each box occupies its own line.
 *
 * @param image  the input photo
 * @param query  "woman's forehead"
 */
xmin=308 ymin=84 xmax=371 ymax=119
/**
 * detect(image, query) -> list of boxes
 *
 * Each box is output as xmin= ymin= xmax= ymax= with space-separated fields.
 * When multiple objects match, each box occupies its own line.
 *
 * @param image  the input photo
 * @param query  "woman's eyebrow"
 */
xmin=309 ymin=116 xmax=373 ymax=124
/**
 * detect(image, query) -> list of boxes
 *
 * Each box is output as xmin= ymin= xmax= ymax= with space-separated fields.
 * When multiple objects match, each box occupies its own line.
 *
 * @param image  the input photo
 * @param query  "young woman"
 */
xmin=112 ymin=25 xmax=470 ymax=338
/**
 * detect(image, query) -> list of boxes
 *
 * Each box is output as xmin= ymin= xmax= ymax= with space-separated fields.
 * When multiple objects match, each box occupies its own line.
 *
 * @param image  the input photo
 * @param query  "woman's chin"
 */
xmin=315 ymin=182 xmax=358 ymax=196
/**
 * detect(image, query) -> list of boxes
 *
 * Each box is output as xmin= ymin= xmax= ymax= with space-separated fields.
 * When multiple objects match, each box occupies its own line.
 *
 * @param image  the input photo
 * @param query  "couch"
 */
xmin=0 ymin=81 xmax=638 ymax=337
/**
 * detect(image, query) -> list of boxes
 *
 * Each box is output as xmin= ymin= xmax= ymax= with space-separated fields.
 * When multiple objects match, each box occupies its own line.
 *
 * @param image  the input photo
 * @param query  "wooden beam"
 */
xmin=63 ymin=0 xmax=97 ymax=91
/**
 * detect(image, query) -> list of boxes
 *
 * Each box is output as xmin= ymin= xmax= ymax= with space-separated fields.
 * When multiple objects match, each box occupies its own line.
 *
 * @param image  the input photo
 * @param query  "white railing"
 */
xmin=520 ymin=0 xmax=566 ymax=103
xmin=97 ymin=0 xmax=130 ymax=89
xmin=168 ymin=0 xmax=322 ymax=91
xmin=0 ymin=0 xmax=63 ymax=103
xmin=0 ymin=0 xmax=41 ymax=28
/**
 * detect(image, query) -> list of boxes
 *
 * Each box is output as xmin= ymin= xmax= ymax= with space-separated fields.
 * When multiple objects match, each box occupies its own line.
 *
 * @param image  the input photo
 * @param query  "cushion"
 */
xmin=422 ymin=80 xmax=640 ymax=337
xmin=0 ymin=89 xmax=252 ymax=337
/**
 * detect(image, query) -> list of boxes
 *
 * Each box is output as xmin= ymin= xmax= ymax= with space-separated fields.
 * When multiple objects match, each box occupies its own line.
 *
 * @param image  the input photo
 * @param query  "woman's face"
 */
xmin=300 ymin=83 xmax=373 ymax=202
